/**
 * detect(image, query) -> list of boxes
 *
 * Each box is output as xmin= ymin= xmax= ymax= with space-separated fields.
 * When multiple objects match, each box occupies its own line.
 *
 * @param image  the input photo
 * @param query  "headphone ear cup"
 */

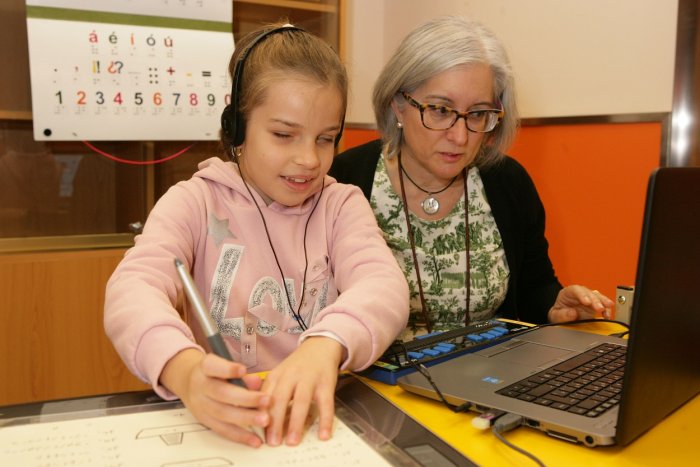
xmin=221 ymin=104 xmax=236 ymax=144
xmin=233 ymin=110 xmax=246 ymax=147
xmin=221 ymin=104 xmax=247 ymax=149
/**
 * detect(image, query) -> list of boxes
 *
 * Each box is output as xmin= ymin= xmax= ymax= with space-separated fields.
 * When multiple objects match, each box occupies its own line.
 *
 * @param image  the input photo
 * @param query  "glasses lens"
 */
xmin=466 ymin=111 xmax=489 ymax=132
xmin=422 ymin=107 xmax=457 ymax=130
xmin=467 ymin=111 xmax=500 ymax=132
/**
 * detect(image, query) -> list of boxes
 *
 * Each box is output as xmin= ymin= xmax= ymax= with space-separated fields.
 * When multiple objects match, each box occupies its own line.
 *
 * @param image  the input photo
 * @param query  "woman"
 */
xmin=330 ymin=16 xmax=612 ymax=340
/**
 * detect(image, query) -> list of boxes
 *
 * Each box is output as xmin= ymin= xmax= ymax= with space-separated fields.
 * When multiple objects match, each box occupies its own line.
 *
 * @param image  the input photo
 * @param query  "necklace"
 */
xmin=399 ymin=162 xmax=458 ymax=215
xmin=397 ymin=153 xmax=471 ymax=332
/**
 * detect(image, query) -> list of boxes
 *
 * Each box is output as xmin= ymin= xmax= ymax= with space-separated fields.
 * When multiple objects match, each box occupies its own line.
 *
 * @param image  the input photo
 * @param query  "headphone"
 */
xmin=221 ymin=25 xmax=345 ymax=151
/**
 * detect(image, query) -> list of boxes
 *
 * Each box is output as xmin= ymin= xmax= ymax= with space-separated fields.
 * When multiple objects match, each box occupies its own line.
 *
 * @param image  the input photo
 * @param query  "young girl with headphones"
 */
xmin=105 ymin=23 xmax=409 ymax=448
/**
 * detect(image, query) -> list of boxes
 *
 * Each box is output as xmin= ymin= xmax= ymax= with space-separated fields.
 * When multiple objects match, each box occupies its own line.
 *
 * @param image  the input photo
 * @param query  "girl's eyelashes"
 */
xmin=271 ymin=132 xmax=336 ymax=143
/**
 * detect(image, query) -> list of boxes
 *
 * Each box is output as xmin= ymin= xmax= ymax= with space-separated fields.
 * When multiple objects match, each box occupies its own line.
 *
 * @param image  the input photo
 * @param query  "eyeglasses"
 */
xmin=400 ymin=91 xmax=504 ymax=133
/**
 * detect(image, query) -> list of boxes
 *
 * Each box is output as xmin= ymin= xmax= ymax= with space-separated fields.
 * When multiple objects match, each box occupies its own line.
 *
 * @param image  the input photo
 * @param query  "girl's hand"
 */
xmin=160 ymin=349 xmax=271 ymax=447
xmin=262 ymin=337 xmax=344 ymax=446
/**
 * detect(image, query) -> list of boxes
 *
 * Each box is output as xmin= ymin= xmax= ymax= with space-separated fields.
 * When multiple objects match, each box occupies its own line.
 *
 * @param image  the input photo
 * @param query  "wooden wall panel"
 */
xmin=0 ymin=249 xmax=148 ymax=406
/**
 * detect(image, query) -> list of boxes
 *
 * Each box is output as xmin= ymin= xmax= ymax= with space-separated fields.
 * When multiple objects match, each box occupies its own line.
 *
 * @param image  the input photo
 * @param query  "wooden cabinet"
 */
xmin=233 ymin=0 xmax=340 ymax=52
xmin=0 ymin=0 xmax=32 ymax=119
xmin=0 ymin=250 xmax=149 ymax=406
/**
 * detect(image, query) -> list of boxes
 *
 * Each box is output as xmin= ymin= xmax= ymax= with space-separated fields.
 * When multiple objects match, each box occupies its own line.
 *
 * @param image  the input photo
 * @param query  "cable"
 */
xmin=492 ymin=413 xmax=546 ymax=467
xmin=401 ymin=343 xmax=471 ymax=413
xmin=82 ymin=140 xmax=195 ymax=165
xmin=410 ymin=358 xmax=546 ymax=466
xmin=239 ymin=168 xmax=325 ymax=331
xmin=471 ymin=408 xmax=507 ymax=430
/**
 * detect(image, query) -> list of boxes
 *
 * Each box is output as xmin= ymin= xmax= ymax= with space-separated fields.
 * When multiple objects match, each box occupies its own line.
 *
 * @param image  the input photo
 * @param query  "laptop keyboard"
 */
xmin=496 ymin=343 xmax=626 ymax=417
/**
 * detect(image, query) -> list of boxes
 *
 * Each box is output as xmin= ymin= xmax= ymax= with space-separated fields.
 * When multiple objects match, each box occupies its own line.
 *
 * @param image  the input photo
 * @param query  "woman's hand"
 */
xmin=548 ymin=285 xmax=614 ymax=323
xmin=160 ymin=349 xmax=271 ymax=447
xmin=262 ymin=336 xmax=344 ymax=446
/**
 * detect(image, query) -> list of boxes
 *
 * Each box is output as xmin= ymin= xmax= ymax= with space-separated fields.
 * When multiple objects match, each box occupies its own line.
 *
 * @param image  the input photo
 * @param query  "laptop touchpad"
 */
xmin=488 ymin=342 xmax=575 ymax=368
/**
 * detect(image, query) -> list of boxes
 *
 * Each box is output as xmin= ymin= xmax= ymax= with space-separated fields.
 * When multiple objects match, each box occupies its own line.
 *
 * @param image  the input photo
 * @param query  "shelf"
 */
xmin=233 ymin=0 xmax=339 ymax=52
xmin=0 ymin=110 xmax=32 ymax=121
xmin=234 ymin=0 xmax=337 ymax=14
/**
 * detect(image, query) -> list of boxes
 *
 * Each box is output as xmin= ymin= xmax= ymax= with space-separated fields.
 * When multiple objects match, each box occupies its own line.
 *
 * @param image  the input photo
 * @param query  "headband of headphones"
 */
xmin=221 ymin=25 xmax=345 ymax=151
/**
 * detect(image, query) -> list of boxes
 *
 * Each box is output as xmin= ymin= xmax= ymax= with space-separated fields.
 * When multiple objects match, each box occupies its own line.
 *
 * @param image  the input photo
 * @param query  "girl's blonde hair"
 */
xmin=221 ymin=23 xmax=348 ymax=152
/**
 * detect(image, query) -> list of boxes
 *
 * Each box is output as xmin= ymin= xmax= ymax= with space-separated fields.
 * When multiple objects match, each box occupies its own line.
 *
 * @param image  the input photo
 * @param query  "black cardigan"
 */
xmin=329 ymin=139 xmax=562 ymax=324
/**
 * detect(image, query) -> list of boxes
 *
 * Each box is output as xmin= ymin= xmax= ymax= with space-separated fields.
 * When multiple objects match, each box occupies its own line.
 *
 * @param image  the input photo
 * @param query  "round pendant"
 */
xmin=421 ymin=196 xmax=440 ymax=214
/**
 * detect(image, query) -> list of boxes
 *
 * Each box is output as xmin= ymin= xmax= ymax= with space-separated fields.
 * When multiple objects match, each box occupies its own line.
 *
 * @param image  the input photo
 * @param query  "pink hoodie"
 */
xmin=104 ymin=157 xmax=409 ymax=398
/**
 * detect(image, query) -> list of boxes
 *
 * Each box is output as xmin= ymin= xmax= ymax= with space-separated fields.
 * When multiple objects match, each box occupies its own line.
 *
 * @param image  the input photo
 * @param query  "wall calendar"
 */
xmin=26 ymin=0 xmax=234 ymax=141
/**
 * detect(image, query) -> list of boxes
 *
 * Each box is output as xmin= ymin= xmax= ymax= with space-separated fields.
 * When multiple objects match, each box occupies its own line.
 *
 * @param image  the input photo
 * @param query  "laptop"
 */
xmin=398 ymin=167 xmax=700 ymax=447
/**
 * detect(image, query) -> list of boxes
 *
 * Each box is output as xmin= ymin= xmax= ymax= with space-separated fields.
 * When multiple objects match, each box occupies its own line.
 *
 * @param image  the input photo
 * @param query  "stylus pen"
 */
xmin=174 ymin=258 xmax=266 ymax=442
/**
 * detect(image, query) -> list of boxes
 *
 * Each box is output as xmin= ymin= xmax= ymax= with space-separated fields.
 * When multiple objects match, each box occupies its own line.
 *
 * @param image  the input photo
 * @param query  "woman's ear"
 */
xmin=390 ymin=98 xmax=403 ymax=126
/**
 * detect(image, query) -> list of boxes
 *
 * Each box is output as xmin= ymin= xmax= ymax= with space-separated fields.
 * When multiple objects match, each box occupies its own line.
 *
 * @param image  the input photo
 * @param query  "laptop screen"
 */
xmin=617 ymin=167 xmax=700 ymax=445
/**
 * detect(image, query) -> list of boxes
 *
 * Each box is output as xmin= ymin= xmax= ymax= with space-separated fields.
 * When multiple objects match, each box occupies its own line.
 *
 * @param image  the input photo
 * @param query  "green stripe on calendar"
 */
xmin=26 ymin=6 xmax=231 ymax=33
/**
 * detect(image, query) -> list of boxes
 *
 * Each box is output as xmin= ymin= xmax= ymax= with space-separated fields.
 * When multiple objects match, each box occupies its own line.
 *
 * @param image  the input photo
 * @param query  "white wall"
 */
xmin=344 ymin=0 xmax=678 ymax=124
xmin=343 ymin=1 xmax=385 ymax=124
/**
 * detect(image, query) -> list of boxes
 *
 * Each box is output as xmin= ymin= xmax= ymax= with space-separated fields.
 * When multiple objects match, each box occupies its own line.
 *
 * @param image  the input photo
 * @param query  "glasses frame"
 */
xmin=400 ymin=91 xmax=504 ymax=133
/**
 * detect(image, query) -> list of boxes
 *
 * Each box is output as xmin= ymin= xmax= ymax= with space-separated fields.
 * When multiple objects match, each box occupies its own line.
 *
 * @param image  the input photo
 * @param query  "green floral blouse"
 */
xmin=370 ymin=157 xmax=510 ymax=340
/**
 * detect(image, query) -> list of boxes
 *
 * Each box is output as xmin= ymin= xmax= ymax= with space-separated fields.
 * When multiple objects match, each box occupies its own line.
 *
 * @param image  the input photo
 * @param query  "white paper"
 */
xmin=0 ymin=407 xmax=392 ymax=466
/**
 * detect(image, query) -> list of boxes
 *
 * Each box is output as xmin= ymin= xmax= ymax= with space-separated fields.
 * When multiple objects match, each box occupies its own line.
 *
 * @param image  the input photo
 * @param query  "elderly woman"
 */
xmin=330 ymin=16 xmax=612 ymax=340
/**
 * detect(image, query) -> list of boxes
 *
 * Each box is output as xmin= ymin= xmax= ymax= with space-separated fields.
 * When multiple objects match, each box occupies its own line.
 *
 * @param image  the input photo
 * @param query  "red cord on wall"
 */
xmin=82 ymin=140 xmax=195 ymax=165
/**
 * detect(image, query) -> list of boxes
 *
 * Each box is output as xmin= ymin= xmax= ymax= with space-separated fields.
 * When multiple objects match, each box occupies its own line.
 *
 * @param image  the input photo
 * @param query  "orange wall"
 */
xmin=342 ymin=122 xmax=663 ymax=306
xmin=339 ymin=128 xmax=381 ymax=153
xmin=510 ymin=123 xmax=662 ymax=301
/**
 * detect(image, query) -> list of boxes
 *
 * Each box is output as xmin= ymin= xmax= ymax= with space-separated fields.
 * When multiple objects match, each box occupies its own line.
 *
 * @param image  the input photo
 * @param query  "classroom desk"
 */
xmin=1 ymin=321 xmax=697 ymax=466
xmin=364 ymin=321 xmax=698 ymax=466
xmin=2 ymin=377 xmax=694 ymax=467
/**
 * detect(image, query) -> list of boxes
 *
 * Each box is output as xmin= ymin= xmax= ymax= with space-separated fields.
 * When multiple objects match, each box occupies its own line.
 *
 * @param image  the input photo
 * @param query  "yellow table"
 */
xmin=362 ymin=321 xmax=698 ymax=466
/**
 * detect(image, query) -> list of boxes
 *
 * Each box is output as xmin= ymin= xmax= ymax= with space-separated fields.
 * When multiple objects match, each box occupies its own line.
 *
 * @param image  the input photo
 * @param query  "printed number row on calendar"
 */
xmin=55 ymin=91 xmax=232 ymax=106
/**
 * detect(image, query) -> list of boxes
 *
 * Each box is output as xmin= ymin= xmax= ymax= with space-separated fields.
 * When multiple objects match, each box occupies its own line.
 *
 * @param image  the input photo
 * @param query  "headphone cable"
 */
xmin=239 ymin=166 xmax=325 ymax=331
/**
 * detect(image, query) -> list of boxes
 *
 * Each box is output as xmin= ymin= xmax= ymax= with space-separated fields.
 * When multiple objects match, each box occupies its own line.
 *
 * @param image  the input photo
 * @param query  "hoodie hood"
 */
xmin=191 ymin=156 xmax=337 ymax=214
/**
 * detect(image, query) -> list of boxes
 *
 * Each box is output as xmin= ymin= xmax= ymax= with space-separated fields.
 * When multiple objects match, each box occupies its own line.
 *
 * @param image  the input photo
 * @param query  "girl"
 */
xmin=104 ymin=23 xmax=408 ymax=448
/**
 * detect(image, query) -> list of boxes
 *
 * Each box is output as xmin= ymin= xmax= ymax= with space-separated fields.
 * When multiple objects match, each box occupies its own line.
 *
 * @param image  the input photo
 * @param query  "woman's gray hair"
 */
xmin=373 ymin=16 xmax=519 ymax=167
